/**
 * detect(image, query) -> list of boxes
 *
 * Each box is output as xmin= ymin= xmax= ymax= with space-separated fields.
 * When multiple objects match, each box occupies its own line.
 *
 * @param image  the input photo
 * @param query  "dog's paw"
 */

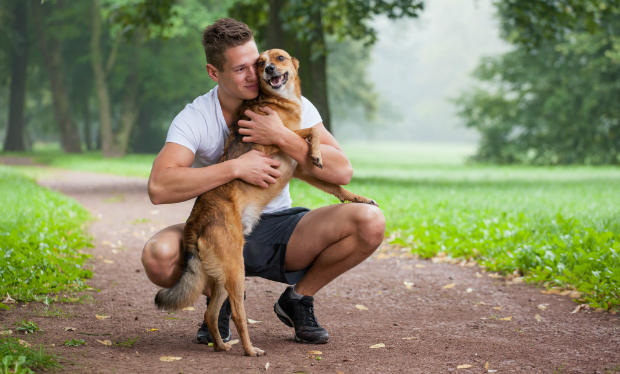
xmin=214 ymin=342 xmax=232 ymax=352
xmin=368 ymin=199 xmax=379 ymax=207
xmin=311 ymin=156 xmax=323 ymax=169
xmin=245 ymin=347 xmax=266 ymax=357
xmin=352 ymin=196 xmax=379 ymax=207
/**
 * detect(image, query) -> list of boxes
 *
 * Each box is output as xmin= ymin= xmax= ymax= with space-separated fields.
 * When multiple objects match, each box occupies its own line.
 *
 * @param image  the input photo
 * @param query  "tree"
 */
xmin=230 ymin=0 xmax=424 ymax=132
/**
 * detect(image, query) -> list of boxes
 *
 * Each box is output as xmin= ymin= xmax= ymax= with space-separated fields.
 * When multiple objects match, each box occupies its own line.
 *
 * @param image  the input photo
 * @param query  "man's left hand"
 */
xmin=238 ymin=106 xmax=288 ymax=146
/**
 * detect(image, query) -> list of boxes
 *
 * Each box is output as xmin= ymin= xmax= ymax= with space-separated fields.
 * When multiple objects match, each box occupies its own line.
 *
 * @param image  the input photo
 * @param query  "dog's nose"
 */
xmin=265 ymin=65 xmax=275 ymax=74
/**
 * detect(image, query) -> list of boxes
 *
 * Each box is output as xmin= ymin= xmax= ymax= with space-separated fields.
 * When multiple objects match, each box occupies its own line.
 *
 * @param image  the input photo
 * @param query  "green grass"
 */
xmin=3 ymin=143 xmax=620 ymax=310
xmin=0 ymin=337 xmax=60 ymax=373
xmin=0 ymin=166 xmax=93 ymax=303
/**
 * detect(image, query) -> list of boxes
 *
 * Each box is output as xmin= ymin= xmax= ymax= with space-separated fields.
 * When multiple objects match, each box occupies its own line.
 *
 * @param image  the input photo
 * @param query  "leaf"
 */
xmin=489 ymin=371 xmax=498 ymax=373
xmin=541 ymin=289 xmax=561 ymax=294
xmin=571 ymin=305 xmax=583 ymax=313
xmin=403 ymin=281 xmax=414 ymax=289
xmin=265 ymin=362 xmax=270 ymax=370
xmin=415 ymin=264 xmax=426 ymax=268
xmin=559 ymin=290 xmax=571 ymax=296
xmin=457 ymin=364 xmax=472 ymax=369
xmin=535 ymin=314 xmax=541 ymax=322
xmin=442 ymin=283 xmax=456 ymax=289
xmin=487 ymin=273 xmax=500 ymax=279
xmin=64 ymin=327 xmax=77 ymax=331
xmin=475 ymin=272 xmax=483 ymax=278
xmin=0 ymin=330 xmax=13 ymax=335
xmin=474 ymin=301 xmax=486 ymax=307
xmin=401 ymin=337 xmax=418 ymax=340
xmin=537 ymin=304 xmax=548 ymax=311
xmin=355 ymin=304 xmax=368 ymax=310
xmin=159 ymin=356 xmax=182 ymax=362
xmin=466 ymin=288 xmax=473 ymax=293
xmin=97 ymin=339 xmax=112 ymax=346
xmin=510 ymin=277 xmax=524 ymax=283
xmin=182 ymin=306 xmax=195 ymax=311
xmin=102 ymin=241 xmax=112 ymax=246
xmin=500 ymin=316 xmax=512 ymax=321
xmin=569 ymin=291 xmax=581 ymax=299
xmin=485 ymin=362 xmax=489 ymax=370
xmin=308 ymin=350 xmax=322 ymax=355
xmin=103 ymin=259 xmax=115 ymax=264
xmin=248 ymin=319 xmax=261 ymax=324
xmin=95 ymin=314 xmax=110 ymax=320
xmin=493 ymin=306 xmax=502 ymax=311
xmin=0 ymin=303 xmax=9 ymax=310
xmin=18 ymin=339 xmax=31 ymax=347
xmin=2 ymin=293 xmax=16 ymax=304
xmin=229 ymin=339 xmax=239 ymax=345
xmin=369 ymin=343 xmax=385 ymax=348
xmin=146 ymin=328 xmax=159 ymax=332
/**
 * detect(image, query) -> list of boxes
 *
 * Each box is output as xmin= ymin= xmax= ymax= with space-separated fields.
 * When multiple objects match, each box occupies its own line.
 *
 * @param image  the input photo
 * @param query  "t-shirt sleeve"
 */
xmin=165 ymin=107 xmax=203 ymax=154
xmin=301 ymin=96 xmax=323 ymax=129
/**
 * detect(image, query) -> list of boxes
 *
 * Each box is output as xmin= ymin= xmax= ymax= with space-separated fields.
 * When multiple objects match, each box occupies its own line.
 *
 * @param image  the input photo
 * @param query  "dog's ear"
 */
xmin=292 ymin=57 xmax=300 ymax=70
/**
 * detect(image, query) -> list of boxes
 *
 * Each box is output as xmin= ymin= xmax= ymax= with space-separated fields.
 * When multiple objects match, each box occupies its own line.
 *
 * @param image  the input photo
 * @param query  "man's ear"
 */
xmin=292 ymin=57 xmax=299 ymax=71
xmin=206 ymin=64 xmax=220 ymax=82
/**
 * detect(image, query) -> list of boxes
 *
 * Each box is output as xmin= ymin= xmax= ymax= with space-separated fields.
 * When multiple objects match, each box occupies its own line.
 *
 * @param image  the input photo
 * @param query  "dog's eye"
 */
xmin=259 ymin=61 xmax=264 ymax=67
xmin=277 ymin=56 xmax=285 ymax=62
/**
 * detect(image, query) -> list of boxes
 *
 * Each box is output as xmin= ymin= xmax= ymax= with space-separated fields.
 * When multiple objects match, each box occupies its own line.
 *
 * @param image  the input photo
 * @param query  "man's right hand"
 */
xmin=232 ymin=150 xmax=282 ymax=188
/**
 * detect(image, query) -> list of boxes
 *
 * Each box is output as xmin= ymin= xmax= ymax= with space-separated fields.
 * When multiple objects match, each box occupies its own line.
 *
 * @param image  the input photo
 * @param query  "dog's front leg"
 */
xmin=293 ymin=165 xmax=378 ymax=206
xmin=293 ymin=128 xmax=322 ymax=169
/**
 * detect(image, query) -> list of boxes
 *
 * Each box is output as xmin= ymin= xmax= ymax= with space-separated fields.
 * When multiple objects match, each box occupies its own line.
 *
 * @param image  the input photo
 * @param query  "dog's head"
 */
xmin=258 ymin=49 xmax=300 ymax=100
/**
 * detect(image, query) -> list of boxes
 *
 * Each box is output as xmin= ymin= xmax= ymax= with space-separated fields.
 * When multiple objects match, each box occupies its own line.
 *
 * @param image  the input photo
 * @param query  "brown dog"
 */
xmin=154 ymin=49 xmax=377 ymax=357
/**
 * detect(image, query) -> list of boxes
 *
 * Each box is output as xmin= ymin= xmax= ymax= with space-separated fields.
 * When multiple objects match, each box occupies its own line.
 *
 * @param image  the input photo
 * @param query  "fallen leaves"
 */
xmin=102 ymin=259 xmax=115 ymax=264
xmin=228 ymin=339 xmax=239 ymax=345
xmin=571 ymin=305 xmax=583 ymax=314
xmin=457 ymin=364 xmax=472 ymax=369
xmin=95 ymin=314 xmax=110 ymax=320
xmin=64 ymin=327 xmax=76 ymax=331
xmin=487 ymin=273 xmax=500 ymax=279
xmin=402 ymin=337 xmax=418 ymax=340
xmin=265 ymin=362 xmax=270 ymax=370
xmin=415 ymin=264 xmax=426 ymax=268
xmin=97 ymin=339 xmax=112 ymax=346
xmin=541 ymin=289 xmax=561 ymax=295
xmin=537 ymin=304 xmax=549 ymax=311
xmin=442 ymin=283 xmax=456 ymax=289
xmin=569 ymin=291 xmax=581 ymax=299
xmin=181 ymin=306 xmax=195 ymax=311
xmin=146 ymin=328 xmax=159 ymax=332
xmin=492 ymin=306 xmax=502 ymax=311
xmin=159 ymin=356 xmax=182 ymax=362
xmin=500 ymin=316 xmax=512 ymax=321
xmin=369 ymin=343 xmax=385 ymax=348
xmin=308 ymin=350 xmax=322 ymax=355
xmin=355 ymin=305 xmax=368 ymax=311
xmin=475 ymin=272 xmax=483 ymax=278
xmin=248 ymin=319 xmax=261 ymax=324
xmin=18 ymin=339 xmax=31 ymax=347
xmin=535 ymin=314 xmax=542 ymax=322
xmin=474 ymin=301 xmax=487 ymax=307
xmin=2 ymin=294 xmax=16 ymax=304
xmin=466 ymin=288 xmax=473 ymax=293
xmin=403 ymin=281 xmax=414 ymax=289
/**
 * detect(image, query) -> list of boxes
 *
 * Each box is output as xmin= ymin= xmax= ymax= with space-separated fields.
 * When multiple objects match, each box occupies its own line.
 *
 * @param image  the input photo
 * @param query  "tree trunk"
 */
xmin=265 ymin=1 xmax=331 ymax=132
xmin=4 ymin=1 xmax=29 ymax=152
xmin=81 ymin=95 xmax=92 ymax=151
xmin=31 ymin=0 xmax=82 ymax=153
xmin=90 ymin=0 xmax=114 ymax=156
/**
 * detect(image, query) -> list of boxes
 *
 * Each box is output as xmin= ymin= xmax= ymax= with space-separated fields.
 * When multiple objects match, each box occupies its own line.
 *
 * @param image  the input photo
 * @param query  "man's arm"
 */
xmin=238 ymin=107 xmax=353 ymax=185
xmin=148 ymin=142 xmax=282 ymax=205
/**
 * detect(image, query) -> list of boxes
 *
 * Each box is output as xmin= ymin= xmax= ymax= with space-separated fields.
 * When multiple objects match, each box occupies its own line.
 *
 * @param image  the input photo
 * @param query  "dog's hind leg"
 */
xmin=293 ymin=164 xmax=379 ymax=206
xmin=293 ymin=128 xmax=322 ymax=169
xmin=205 ymin=276 xmax=231 ymax=352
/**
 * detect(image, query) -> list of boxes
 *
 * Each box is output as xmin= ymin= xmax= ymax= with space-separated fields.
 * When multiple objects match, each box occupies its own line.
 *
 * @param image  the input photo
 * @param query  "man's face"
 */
xmin=211 ymin=41 xmax=260 ymax=101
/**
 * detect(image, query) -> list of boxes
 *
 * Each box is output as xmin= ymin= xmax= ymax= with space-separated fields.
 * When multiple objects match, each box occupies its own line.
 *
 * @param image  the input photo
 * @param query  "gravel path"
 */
xmin=2 ymin=168 xmax=619 ymax=373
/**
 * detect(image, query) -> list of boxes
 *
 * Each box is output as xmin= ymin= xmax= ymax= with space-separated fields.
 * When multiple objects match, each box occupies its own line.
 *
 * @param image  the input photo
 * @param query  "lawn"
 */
xmin=2 ymin=142 xmax=619 ymax=310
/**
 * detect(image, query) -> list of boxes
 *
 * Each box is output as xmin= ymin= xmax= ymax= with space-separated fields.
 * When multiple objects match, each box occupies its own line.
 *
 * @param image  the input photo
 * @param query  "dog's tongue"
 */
xmin=271 ymin=76 xmax=282 ymax=86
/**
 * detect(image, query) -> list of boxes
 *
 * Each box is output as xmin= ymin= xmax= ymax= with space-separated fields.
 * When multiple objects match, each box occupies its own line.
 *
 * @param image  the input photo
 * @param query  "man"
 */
xmin=142 ymin=18 xmax=385 ymax=345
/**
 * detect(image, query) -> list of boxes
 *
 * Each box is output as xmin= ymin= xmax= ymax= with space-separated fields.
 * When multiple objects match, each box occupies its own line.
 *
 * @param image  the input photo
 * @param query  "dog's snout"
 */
xmin=265 ymin=64 xmax=275 ymax=74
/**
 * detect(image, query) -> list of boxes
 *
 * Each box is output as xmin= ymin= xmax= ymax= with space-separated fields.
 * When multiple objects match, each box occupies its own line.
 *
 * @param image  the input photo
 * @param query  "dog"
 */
xmin=154 ymin=49 xmax=377 ymax=357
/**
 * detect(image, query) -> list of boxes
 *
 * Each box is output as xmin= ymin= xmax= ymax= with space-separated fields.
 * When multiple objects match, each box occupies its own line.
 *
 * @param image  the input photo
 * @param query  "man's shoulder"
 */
xmin=173 ymin=86 xmax=219 ymax=125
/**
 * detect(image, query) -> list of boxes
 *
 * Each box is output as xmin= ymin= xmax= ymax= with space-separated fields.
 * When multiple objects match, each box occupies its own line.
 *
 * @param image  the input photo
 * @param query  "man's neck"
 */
xmin=217 ymin=86 xmax=243 ymax=128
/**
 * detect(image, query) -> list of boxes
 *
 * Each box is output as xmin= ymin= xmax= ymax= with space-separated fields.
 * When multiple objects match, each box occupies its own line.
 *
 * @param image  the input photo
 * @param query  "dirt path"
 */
xmin=2 ymin=169 xmax=619 ymax=373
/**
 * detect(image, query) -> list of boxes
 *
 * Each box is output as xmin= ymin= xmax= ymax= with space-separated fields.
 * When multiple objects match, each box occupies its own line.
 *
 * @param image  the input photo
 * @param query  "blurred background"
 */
xmin=3 ymin=0 xmax=616 ymax=165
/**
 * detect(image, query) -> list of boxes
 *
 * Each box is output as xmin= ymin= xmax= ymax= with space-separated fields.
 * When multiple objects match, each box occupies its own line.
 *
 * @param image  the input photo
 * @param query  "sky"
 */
xmin=337 ymin=0 xmax=511 ymax=143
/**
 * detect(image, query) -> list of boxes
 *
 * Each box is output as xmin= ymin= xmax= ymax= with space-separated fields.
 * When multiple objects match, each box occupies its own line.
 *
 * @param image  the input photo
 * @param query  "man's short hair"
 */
xmin=202 ymin=18 xmax=254 ymax=71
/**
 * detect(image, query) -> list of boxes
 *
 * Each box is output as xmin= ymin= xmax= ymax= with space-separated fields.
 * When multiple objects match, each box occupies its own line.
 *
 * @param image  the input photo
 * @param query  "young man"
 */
xmin=142 ymin=18 xmax=385 ymax=345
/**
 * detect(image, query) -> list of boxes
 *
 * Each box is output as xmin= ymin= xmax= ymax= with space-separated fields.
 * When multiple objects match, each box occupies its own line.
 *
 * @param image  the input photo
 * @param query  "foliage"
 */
xmin=14 ymin=321 xmax=41 ymax=335
xmin=63 ymin=339 xmax=85 ymax=347
xmin=114 ymin=336 xmax=139 ymax=347
xmin=0 ymin=166 xmax=93 ymax=302
xmin=0 ymin=337 xmax=60 ymax=372
xmin=455 ymin=2 xmax=620 ymax=165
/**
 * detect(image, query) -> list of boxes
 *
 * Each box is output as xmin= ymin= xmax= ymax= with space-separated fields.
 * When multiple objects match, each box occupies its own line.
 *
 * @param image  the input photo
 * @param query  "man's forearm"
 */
xmin=148 ymin=160 xmax=238 ymax=205
xmin=277 ymin=128 xmax=352 ymax=185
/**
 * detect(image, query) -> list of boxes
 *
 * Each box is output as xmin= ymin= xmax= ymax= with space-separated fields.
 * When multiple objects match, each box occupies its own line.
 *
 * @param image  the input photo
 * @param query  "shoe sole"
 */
xmin=273 ymin=302 xmax=329 ymax=344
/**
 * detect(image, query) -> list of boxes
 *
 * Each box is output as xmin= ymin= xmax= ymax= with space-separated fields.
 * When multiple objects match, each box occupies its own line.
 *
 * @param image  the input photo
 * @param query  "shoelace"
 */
xmin=295 ymin=298 xmax=319 ymax=327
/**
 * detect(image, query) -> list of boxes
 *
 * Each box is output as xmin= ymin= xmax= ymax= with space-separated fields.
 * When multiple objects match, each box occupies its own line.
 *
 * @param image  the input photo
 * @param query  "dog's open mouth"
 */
xmin=265 ymin=72 xmax=289 ymax=89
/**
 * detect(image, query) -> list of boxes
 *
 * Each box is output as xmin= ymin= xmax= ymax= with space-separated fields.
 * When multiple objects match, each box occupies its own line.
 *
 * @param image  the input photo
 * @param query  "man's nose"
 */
xmin=265 ymin=64 xmax=275 ymax=74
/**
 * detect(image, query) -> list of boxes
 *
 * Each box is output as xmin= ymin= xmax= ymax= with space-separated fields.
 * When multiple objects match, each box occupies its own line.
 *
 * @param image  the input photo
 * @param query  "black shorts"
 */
xmin=243 ymin=207 xmax=310 ymax=285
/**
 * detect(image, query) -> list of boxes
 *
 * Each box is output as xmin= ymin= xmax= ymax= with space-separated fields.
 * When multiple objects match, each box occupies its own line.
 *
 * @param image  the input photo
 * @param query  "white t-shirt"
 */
xmin=166 ymin=85 xmax=322 ymax=214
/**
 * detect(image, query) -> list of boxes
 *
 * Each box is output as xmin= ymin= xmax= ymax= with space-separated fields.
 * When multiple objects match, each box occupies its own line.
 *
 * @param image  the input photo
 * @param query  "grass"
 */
xmin=0 ymin=166 xmax=93 ymax=303
xmin=63 ymin=339 xmax=85 ymax=347
xmin=3 ymin=142 xmax=620 ymax=310
xmin=14 ymin=321 xmax=41 ymax=335
xmin=0 ymin=337 xmax=60 ymax=373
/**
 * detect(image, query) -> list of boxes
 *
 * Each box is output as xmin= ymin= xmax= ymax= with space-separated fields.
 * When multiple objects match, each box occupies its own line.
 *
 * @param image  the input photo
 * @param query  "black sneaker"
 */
xmin=274 ymin=286 xmax=329 ymax=344
xmin=197 ymin=296 xmax=231 ymax=344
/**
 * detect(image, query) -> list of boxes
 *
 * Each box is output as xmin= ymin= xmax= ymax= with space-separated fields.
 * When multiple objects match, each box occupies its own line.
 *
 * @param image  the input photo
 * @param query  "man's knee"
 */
xmin=352 ymin=204 xmax=386 ymax=252
xmin=142 ymin=239 xmax=181 ymax=287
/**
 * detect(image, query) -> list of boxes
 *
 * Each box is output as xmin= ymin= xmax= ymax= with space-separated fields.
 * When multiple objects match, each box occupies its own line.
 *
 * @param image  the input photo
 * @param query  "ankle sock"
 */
xmin=288 ymin=285 xmax=304 ymax=300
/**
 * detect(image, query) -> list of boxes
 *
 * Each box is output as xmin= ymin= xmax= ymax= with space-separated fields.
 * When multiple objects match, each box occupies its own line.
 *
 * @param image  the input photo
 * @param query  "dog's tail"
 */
xmin=154 ymin=241 xmax=205 ymax=311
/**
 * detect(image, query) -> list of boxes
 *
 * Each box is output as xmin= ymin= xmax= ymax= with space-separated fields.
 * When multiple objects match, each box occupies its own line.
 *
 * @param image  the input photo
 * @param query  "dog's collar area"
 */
xmin=264 ymin=72 xmax=289 ymax=89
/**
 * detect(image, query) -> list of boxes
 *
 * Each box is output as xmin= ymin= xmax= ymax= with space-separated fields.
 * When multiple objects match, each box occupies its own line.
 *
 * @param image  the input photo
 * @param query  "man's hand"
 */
xmin=232 ymin=150 xmax=282 ymax=188
xmin=238 ymin=106 xmax=288 ymax=146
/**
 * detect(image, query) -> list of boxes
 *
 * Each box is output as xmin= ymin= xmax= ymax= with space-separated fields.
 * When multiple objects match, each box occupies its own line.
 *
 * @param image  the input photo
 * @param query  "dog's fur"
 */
xmin=154 ymin=49 xmax=377 ymax=356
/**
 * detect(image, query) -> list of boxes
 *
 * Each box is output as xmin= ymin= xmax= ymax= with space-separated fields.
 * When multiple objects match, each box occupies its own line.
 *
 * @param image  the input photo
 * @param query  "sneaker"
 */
xmin=274 ymin=286 xmax=329 ymax=344
xmin=196 ymin=296 xmax=231 ymax=344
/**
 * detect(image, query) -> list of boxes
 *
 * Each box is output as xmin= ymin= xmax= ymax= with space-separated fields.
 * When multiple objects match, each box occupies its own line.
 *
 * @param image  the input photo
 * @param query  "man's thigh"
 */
xmin=285 ymin=203 xmax=363 ymax=271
